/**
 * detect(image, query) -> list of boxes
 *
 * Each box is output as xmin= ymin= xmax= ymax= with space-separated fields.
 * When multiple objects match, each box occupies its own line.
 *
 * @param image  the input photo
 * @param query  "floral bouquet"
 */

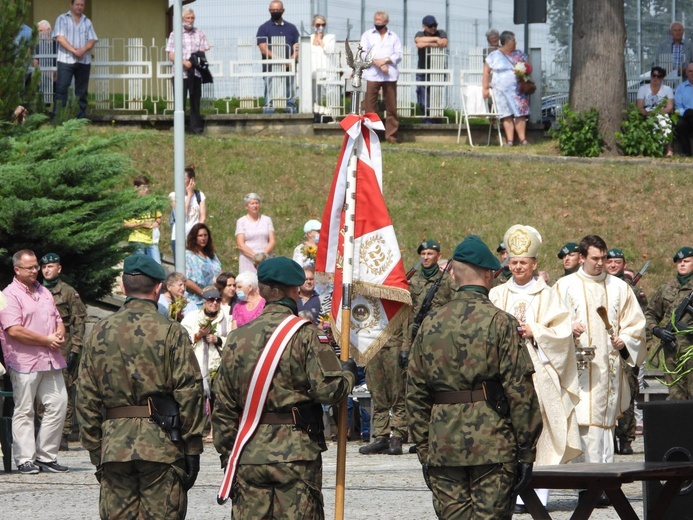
xmin=169 ymin=297 xmax=188 ymax=322
xmin=198 ymin=315 xmax=218 ymax=339
xmin=513 ymin=62 xmax=532 ymax=82
xmin=302 ymin=243 xmax=318 ymax=262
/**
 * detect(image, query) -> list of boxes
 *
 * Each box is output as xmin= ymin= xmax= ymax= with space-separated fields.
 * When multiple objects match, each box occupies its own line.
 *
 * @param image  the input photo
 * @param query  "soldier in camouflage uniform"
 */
xmin=646 ymin=246 xmax=693 ymax=400
xmin=76 ymin=255 xmax=205 ymax=519
xmin=395 ymin=240 xmax=455 ymax=455
xmin=39 ymin=253 xmax=87 ymax=451
xmin=496 ymin=241 xmax=511 ymax=284
xmin=605 ymin=248 xmax=648 ymax=455
xmin=212 ymin=257 xmax=356 ymax=520
xmin=406 ymin=236 xmax=542 ymax=519
xmin=557 ymin=242 xmax=580 ymax=278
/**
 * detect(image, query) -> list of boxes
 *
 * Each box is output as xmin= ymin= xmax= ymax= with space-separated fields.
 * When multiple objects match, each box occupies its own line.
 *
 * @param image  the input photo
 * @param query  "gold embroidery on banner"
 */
xmin=359 ymin=235 xmax=394 ymax=276
xmin=351 ymin=296 xmax=382 ymax=333
xmin=507 ymin=228 xmax=531 ymax=256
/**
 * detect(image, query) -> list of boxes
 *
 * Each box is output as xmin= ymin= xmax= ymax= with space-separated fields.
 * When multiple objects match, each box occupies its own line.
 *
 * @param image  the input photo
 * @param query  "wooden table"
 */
xmin=519 ymin=462 xmax=693 ymax=520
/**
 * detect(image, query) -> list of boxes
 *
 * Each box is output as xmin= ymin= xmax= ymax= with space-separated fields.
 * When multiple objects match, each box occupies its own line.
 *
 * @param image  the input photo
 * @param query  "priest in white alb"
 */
xmin=490 ymin=224 xmax=582 ymax=508
xmin=553 ymin=234 xmax=646 ymax=465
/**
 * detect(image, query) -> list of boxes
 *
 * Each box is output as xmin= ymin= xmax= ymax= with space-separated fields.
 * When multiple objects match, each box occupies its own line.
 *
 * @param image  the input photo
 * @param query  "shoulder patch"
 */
xmin=74 ymin=293 xmax=81 ymax=299
xmin=318 ymin=334 xmax=330 ymax=344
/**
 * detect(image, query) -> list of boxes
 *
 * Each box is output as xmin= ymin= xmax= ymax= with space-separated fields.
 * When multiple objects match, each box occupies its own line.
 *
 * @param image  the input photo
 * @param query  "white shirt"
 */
xmin=359 ymin=27 xmax=403 ymax=82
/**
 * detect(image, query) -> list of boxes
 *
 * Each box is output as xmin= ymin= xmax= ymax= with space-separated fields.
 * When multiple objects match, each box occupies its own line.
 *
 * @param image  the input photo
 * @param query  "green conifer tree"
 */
xmin=0 ymin=119 xmax=167 ymax=300
xmin=0 ymin=0 xmax=40 ymax=124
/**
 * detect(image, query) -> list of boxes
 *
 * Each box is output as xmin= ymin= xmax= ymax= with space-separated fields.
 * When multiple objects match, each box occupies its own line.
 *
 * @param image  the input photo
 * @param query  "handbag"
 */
xmin=519 ymin=78 xmax=537 ymax=95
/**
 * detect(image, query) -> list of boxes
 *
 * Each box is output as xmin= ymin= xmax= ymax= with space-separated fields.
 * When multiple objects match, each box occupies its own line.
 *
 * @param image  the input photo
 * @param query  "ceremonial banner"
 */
xmin=316 ymin=113 xmax=411 ymax=364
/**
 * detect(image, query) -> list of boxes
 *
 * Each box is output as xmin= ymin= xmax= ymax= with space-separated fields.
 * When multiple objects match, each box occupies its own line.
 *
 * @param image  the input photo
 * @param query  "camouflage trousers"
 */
xmin=61 ymin=366 xmax=77 ymax=437
xmin=365 ymin=342 xmax=408 ymax=439
xmin=428 ymin=462 xmax=517 ymax=520
xmin=99 ymin=460 xmax=187 ymax=520
xmin=615 ymin=365 xmax=638 ymax=442
xmin=232 ymin=457 xmax=323 ymax=520
xmin=664 ymin=347 xmax=693 ymax=400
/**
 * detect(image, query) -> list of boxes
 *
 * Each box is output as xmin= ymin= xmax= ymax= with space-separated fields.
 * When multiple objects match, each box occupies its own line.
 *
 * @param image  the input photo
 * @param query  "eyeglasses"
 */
xmin=17 ymin=265 xmax=39 ymax=271
xmin=651 ymin=74 xmax=664 ymax=78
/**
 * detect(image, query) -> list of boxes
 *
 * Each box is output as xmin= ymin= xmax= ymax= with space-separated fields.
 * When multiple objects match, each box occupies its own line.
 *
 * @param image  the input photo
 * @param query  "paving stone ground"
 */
xmin=0 ymin=434 xmax=647 ymax=519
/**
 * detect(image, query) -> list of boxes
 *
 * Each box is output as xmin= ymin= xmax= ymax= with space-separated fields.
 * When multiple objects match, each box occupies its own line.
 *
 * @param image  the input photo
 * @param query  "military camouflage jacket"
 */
xmin=49 ymin=279 xmax=87 ymax=357
xmin=212 ymin=303 xmax=355 ymax=466
xmin=406 ymin=288 xmax=542 ymax=467
xmin=646 ymin=278 xmax=693 ymax=350
xmin=76 ymin=298 xmax=205 ymax=468
xmin=403 ymin=268 xmax=455 ymax=350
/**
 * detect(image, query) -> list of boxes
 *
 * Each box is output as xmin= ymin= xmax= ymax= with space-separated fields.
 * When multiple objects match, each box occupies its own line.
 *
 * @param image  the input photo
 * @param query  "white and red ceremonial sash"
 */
xmin=315 ymin=113 xmax=411 ymax=365
xmin=217 ymin=315 xmax=308 ymax=504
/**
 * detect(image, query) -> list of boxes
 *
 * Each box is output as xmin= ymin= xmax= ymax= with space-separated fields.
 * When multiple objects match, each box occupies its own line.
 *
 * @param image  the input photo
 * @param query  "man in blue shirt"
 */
xmin=674 ymin=62 xmax=693 ymax=155
xmin=256 ymin=0 xmax=299 ymax=114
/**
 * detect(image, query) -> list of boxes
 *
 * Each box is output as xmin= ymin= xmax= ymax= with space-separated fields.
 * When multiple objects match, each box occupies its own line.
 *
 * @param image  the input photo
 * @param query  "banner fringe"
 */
xmin=353 ymin=281 xmax=412 ymax=306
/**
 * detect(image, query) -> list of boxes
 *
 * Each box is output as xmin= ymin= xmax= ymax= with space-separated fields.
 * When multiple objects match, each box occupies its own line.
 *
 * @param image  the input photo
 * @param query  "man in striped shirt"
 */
xmin=52 ymin=0 xmax=97 ymax=119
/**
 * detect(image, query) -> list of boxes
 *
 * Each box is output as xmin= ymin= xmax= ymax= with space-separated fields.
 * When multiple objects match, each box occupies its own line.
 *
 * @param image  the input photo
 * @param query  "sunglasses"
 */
xmin=206 ymin=298 xmax=221 ymax=303
xmin=315 ymin=23 xmax=326 ymax=27
xmin=651 ymin=74 xmax=664 ymax=78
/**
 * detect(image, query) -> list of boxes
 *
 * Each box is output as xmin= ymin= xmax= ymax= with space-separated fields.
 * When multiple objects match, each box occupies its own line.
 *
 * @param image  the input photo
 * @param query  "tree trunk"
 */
xmin=569 ymin=0 xmax=626 ymax=155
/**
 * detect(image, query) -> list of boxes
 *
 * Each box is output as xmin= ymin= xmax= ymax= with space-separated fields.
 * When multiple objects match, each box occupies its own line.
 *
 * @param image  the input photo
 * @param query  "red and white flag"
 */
xmin=316 ymin=113 xmax=411 ymax=364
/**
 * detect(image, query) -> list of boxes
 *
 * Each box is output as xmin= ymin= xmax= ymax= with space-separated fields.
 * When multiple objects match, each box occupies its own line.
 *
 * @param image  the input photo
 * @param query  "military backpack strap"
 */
xmin=216 ymin=315 xmax=309 ymax=505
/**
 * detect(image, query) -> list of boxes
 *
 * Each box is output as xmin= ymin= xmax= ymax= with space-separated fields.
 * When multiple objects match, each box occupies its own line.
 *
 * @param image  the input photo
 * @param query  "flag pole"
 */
xmin=335 ymin=41 xmax=372 ymax=520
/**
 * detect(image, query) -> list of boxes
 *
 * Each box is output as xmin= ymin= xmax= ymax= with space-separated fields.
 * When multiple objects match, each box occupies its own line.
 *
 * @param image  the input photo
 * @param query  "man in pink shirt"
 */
xmin=0 ymin=249 xmax=68 ymax=474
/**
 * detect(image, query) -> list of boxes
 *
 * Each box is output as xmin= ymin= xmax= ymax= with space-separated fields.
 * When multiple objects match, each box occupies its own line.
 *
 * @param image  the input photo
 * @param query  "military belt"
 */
xmin=260 ymin=412 xmax=294 ymax=424
xmin=105 ymin=405 xmax=150 ymax=419
xmin=433 ymin=389 xmax=486 ymax=405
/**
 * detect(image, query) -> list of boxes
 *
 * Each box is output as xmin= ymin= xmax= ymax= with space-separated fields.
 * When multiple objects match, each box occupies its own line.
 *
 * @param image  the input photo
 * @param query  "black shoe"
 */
xmin=388 ymin=437 xmax=403 ymax=455
xmin=35 ymin=460 xmax=69 ymax=473
xmin=358 ymin=436 xmax=389 ymax=455
xmin=59 ymin=435 xmax=69 ymax=452
xmin=619 ymin=440 xmax=633 ymax=455
xmin=514 ymin=505 xmax=528 ymax=514
xmin=17 ymin=461 xmax=39 ymax=475
xmin=409 ymin=445 xmax=417 ymax=454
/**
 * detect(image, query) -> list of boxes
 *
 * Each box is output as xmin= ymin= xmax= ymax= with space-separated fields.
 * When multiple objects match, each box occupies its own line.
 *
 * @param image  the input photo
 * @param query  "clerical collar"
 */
xmin=458 ymin=285 xmax=489 ymax=296
xmin=577 ymin=266 xmax=606 ymax=282
xmin=509 ymin=277 xmax=536 ymax=293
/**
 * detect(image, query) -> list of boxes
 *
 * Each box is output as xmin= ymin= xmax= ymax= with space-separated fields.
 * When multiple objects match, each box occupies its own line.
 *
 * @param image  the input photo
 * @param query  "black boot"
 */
xmin=619 ymin=439 xmax=633 ymax=455
xmin=358 ymin=436 xmax=389 ymax=455
xmin=59 ymin=435 xmax=69 ymax=452
xmin=388 ymin=437 xmax=403 ymax=455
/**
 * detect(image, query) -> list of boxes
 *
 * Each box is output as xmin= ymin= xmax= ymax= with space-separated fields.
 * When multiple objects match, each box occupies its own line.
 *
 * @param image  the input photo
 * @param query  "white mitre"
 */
xmin=503 ymin=225 xmax=542 ymax=258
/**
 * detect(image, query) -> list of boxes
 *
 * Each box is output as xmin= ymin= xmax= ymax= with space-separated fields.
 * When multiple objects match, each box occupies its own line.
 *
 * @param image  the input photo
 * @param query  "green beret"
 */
xmin=39 ymin=253 xmax=61 ymax=265
xmin=123 ymin=254 xmax=166 ymax=281
xmin=557 ymin=242 xmax=579 ymax=259
xmin=417 ymin=239 xmax=441 ymax=254
xmin=496 ymin=241 xmax=506 ymax=253
xmin=606 ymin=248 xmax=625 ymax=260
xmin=257 ymin=257 xmax=306 ymax=287
xmin=674 ymin=247 xmax=693 ymax=262
xmin=452 ymin=236 xmax=501 ymax=270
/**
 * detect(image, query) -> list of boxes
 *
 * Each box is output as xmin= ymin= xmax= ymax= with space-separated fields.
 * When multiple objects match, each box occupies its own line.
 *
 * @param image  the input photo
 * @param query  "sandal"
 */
xmin=506 ymin=140 xmax=514 ymax=146
xmin=520 ymin=139 xmax=529 ymax=146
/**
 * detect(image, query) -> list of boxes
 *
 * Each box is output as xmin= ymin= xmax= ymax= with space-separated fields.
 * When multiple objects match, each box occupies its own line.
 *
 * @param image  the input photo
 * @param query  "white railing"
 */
xmin=34 ymin=38 xmax=669 ymax=119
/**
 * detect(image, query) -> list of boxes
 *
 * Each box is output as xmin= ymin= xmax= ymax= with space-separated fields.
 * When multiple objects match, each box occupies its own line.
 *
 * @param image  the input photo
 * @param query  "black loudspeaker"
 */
xmin=640 ymin=400 xmax=693 ymax=520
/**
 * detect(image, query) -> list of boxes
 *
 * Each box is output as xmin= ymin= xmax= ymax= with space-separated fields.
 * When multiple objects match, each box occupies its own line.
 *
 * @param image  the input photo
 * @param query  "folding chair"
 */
xmin=457 ymin=85 xmax=503 ymax=147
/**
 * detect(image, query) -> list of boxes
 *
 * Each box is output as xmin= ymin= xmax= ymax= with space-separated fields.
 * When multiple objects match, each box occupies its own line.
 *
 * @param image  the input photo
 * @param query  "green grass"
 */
xmin=95 ymin=125 xmax=693 ymax=297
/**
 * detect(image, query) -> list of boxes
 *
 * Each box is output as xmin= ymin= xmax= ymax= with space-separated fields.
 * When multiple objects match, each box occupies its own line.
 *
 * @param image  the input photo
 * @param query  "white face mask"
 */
xmin=183 ymin=22 xmax=194 ymax=31
xmin=236 ymin=290 xmax=248 ymax=301
xmin=314 ymin=233 xmax=320 ymax=244
xmin=315 ymin=26 xmax=324 ymax=34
